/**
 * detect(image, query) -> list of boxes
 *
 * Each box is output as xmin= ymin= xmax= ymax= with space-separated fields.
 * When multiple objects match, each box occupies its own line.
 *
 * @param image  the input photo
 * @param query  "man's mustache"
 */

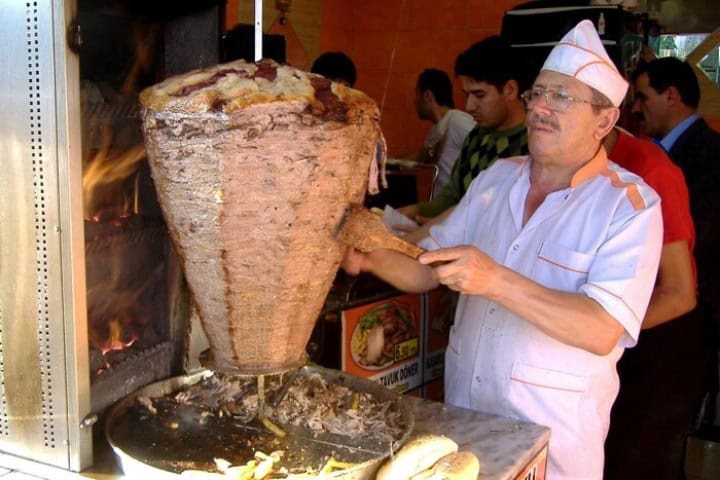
xmin=527 ymin=114 xmax=559 ymax=130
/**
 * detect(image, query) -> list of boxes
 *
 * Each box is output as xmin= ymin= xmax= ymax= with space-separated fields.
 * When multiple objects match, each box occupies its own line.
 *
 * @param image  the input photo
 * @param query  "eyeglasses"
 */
xmin=521 ymin=87 xmax=602 ymax=112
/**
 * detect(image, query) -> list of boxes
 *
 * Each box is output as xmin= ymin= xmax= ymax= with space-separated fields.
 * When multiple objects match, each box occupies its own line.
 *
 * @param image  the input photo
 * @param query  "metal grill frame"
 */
xmin=0 ymin=0 xmax=92 ymax=471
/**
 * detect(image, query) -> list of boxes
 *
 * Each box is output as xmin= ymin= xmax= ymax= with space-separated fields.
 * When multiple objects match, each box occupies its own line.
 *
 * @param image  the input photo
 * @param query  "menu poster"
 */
xmin=423 ymin=287 xmax=457 ymax=383
xmin=341 ymin=294 xmax=423 ymax=393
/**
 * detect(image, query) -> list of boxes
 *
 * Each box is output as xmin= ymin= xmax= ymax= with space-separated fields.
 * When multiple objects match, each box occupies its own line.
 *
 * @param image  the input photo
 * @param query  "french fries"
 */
xmin=260 ymin=416 xmax=286 ymax=438
xmin=183 ymin=451 xmax=285 ymax=480
xmin=318 ymin=456 xmax=356 ymax=475
xmin=182 ymin=451 xmax=356 ymax=479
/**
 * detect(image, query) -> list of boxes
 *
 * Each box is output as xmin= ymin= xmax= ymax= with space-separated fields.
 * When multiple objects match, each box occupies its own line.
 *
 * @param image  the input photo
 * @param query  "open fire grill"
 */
xmin=0 ymin=0 xmax=225 ymax=471
xmin=0 ymin=0 xmax=410 ymax=476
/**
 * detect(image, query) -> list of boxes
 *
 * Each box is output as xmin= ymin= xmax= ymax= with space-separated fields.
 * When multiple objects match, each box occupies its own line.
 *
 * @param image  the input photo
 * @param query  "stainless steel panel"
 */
xmin=53 ymin=0 xmax=93 ymax=471
xmin=0 ymin=0 xmax=92 ymax=470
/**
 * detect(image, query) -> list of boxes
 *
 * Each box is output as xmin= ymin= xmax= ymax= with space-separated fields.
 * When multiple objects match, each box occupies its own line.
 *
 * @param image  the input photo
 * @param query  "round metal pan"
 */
xmin=105 ymin=365 xmax=415 ymax=479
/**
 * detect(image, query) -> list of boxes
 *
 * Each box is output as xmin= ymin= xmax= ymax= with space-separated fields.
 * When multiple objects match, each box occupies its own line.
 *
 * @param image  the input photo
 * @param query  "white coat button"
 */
xmin=512 ymin=244 xmax=519 ymax=251
xmin=475 ymin=376 xmax=482 ymax=383
xmin=489 ymin=308 xmax=496 ymax=314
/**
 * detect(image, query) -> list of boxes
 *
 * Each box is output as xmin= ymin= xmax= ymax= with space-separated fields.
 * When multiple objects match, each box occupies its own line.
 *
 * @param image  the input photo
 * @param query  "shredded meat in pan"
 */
xmin=137 ymin=372 xmax=405 ymax=444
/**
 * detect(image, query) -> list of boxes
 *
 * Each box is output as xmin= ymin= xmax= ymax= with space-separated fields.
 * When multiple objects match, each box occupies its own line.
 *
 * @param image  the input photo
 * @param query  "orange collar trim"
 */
xmin=570 ymin=148 xmax=608 ymax=189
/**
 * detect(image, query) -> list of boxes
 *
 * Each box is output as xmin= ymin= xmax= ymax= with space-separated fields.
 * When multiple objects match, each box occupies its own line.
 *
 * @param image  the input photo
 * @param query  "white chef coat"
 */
xmin=418 ymin=149 xmax=663 ymax=479
xmin=423 ymin=109 xmax=475 ymax=193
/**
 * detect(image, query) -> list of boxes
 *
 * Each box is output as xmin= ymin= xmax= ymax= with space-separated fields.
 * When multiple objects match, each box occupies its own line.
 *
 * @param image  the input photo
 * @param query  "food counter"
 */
xmin=410 ymin=397 xmax=550 ymax=480
xmin=0 ymin=395 xmax=550 ymax=480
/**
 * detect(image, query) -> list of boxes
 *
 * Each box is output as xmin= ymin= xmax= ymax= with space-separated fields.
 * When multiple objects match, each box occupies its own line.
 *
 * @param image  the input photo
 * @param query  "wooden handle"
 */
xmin=389 ymin=237 xmax=451 ymax=267
xmin=385 ymin=235 xmax=427 ymax=259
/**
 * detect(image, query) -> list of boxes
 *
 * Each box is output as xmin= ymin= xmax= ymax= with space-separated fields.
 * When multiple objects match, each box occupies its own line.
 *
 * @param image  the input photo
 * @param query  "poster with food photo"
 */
xmin=341 ymin=294 xmax=422 ymax=393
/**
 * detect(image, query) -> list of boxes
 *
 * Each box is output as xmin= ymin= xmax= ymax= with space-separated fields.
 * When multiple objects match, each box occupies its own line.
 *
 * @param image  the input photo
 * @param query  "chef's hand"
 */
xmin=418 ymin=246 xmax=500 ymax=296
xmin=340 ymin=247 xmax=367 ymax=276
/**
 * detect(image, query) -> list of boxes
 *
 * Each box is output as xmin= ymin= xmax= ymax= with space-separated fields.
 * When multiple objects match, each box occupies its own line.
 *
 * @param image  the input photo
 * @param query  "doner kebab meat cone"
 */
xmin=139 ymin=59 xmax=385 ymax=375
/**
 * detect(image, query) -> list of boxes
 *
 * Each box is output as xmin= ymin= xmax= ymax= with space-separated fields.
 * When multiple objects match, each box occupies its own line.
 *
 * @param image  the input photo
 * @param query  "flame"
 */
xmin=82 ymin=23 xmax=158 ymax=221
xmin=106 ymin=319 xmax=138 ymax=354
xmin=83 ymin=24 xmax=164 ymax=375
xmin=83 ymin=133 xmax=146 ymax=220
xmin=87 ymin=249 xmax=165 ymax=371
xmin=100 ymin=319 xmax=138 ymax=356
xmin=93 ymin=318 xmax=139 ymax=375
xmin=90 ymin=315 xmax=140 ymax=376
xmin=88 ymin=305 xmax=142 ymax=356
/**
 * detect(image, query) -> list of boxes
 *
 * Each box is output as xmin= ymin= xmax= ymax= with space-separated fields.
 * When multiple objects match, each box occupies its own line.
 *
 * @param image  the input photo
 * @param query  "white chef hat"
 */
xmin=541 ymin=19 xmax=628 ymax=107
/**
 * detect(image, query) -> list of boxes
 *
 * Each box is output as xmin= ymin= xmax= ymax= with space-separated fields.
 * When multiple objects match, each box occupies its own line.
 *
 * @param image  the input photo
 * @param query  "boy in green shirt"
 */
xmin=400 ymin=36 xmax=529 ymax=221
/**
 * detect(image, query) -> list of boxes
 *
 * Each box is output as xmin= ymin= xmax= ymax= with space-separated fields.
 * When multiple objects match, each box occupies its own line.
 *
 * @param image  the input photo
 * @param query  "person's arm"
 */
xmin=419 ymin=246 xmax=624 ymax=355
xmin=342 ymin=247 xmax=438 ymax=293
xmin=641 ymin=240 xmax=696 ymax=329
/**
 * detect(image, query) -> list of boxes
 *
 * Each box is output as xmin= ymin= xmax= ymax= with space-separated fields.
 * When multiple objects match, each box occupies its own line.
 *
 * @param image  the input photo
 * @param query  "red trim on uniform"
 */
xmin=510 ymin=377 xmax=584 ymax=393
xmin=538 ymin=255 xmax=588 ymax=274
xmin=588 ymin=282 xmax=641 ymax=325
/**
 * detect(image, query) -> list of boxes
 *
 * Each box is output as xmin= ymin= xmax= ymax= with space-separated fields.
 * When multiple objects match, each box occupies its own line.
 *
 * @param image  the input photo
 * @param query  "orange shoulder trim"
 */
xmin=600 ymin=169 xmax=646 ymax=211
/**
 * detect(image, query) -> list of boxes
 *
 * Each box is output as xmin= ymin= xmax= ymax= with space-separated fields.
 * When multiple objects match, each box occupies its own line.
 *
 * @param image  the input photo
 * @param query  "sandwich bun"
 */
xmin=376 ymin=434 xmax=459 ymax=480
xmin=420 ymin=451 xmax=481 ymax=480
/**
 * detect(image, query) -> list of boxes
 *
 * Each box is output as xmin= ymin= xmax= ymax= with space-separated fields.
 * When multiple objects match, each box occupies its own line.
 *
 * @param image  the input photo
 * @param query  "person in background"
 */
xmin=602 ymin=126 xmax=702 ymax=480
xmin=413 ymin=68 xmax=475 ymax=194
xmin=398 ymin=36 xmax=528 ymax=224
xmin=633 ymin=58 xmax=720 ymax=355
xmin=342 ymin=20 xmax=663 ymax=478
xmin=624 ymin=56 xmax=720 ymax=478
xmin=310 ymin=51 xmax=356 ymax=87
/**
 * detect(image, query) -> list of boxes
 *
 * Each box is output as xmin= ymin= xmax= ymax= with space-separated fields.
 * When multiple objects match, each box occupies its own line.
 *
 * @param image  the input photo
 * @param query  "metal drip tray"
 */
xmin=105 ymin=366 xmax=414 ymax=479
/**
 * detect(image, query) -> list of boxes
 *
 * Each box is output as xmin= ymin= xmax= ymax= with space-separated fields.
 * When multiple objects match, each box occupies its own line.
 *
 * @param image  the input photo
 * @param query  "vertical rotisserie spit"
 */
xmin=139 ymin=59 xmax=384 ymax=375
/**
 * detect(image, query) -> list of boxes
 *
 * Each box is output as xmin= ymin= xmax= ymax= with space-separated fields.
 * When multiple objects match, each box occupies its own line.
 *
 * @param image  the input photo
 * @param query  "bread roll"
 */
xmin=424 ymin=451 xmax=481 ymax=480
xmin=376 ymin=434 xmax=459 ymax=480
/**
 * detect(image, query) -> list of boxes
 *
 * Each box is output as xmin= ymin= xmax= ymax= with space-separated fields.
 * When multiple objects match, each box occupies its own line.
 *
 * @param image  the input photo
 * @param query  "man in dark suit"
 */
xmin=631 ymin=55 xmax=720 ymax=457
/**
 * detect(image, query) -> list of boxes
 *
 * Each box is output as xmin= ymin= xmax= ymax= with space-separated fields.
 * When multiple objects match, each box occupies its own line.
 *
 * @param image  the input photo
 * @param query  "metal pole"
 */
xmin=254 ymin=0 xmax=263 ymax=61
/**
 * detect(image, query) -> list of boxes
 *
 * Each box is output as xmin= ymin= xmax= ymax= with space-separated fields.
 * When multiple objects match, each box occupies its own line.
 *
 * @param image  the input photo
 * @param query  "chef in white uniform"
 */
xmin=342 ymin=20 xmax=663 ymax=479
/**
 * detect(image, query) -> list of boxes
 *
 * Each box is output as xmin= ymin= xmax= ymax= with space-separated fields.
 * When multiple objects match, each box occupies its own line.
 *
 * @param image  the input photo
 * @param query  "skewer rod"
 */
xmin=254 ymin=0 xmax=263 ymax=61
